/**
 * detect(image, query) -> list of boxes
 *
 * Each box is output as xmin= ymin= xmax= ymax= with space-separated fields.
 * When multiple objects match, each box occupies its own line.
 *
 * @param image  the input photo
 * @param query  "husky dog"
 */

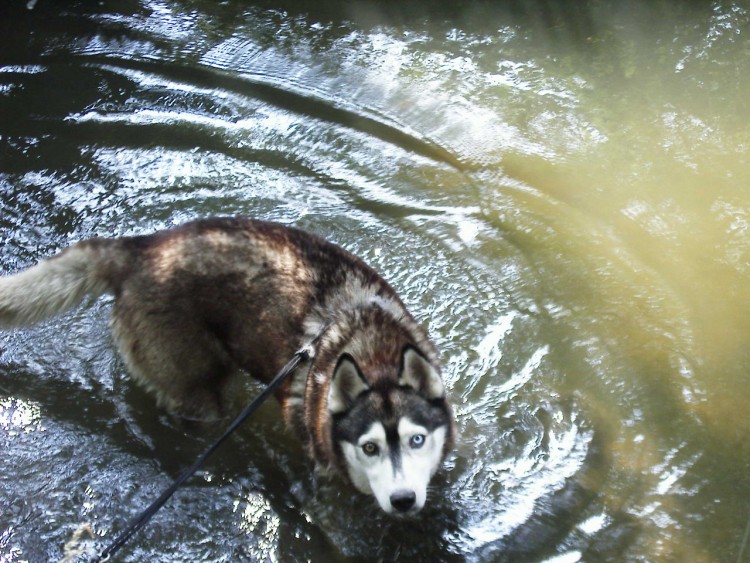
xmin=0 ymin=217 xmax=454 ymax=514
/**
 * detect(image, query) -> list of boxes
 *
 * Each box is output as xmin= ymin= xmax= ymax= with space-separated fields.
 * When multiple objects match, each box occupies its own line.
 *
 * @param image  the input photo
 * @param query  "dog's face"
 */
xmin=329 ymin=346 xmax=452 ymax=515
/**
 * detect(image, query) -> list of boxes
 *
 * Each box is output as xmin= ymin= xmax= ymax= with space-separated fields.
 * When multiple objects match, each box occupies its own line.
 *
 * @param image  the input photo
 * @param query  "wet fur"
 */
xmin=0 ymin=217 xmax=454 ymax=509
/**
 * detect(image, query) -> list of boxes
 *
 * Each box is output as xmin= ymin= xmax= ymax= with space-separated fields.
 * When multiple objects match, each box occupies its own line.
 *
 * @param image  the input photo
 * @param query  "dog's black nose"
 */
xmin=390 ymin=490 xmax=416 ymax=512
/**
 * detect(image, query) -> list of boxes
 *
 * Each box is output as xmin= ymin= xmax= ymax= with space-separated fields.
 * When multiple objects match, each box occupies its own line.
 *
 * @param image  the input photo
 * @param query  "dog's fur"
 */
xmin=0 ymin=217 xmax=454 ymax=514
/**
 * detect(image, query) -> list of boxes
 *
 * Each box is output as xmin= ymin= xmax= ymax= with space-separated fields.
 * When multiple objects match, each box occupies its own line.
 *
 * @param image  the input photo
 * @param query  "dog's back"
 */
xmin=0 ymin=217 xmax=411 ymax=419
xmin=108 ymin=217 xmax=395 ymax=419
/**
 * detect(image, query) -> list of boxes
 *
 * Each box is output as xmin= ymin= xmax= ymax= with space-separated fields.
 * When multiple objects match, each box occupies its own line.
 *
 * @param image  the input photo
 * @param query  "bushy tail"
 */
xmin=0 ymin=239 xmax=118 ymax=328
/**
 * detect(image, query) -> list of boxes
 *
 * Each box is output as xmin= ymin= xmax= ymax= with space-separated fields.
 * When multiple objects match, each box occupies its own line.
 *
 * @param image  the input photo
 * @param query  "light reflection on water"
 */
xmin=233 ymin=491 xmax=280 ymax=558
xmin=0 ymin=396 xmax=44 ymax=436
xmin=1 ymin=0 xmax=749 ymax=561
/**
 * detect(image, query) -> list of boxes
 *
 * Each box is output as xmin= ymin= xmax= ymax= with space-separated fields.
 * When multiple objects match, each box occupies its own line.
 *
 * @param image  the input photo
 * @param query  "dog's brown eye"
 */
xmin=362 ymin=442 xmax=379 ymax=456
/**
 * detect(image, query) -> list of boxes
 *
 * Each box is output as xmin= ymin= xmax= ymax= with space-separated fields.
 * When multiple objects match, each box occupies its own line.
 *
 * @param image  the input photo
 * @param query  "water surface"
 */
xmin=1 ymin=1 xmax=749 ymax=561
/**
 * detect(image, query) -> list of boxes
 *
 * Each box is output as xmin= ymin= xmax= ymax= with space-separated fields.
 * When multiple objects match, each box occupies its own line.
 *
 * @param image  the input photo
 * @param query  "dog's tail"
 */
xmin=0 ymin=238 xmax=124 ymax=328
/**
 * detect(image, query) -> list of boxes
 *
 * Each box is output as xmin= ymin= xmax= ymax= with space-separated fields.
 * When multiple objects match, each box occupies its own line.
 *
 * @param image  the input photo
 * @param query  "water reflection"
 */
xmin=233 ymin=491 xmax=280 ymax=558
xmin=0 ymin=396 xmax=43 ymax=436
xmin=1 ymin=0 xmax=750 ymax=560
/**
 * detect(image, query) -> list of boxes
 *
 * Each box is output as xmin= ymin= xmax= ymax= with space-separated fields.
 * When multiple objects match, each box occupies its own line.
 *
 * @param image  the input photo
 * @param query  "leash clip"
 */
xmin=296 ymin=344 xmax=314 ymax=362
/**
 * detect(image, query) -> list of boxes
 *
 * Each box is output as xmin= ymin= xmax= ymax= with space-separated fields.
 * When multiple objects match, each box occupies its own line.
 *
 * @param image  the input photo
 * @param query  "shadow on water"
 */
xmin=2 ymin=56 xmax=467 ymax=173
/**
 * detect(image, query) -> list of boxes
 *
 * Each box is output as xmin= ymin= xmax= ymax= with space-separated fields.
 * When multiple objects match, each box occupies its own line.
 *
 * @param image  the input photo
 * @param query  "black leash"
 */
xmin=92 ymin=345 xmax=312 ymax=562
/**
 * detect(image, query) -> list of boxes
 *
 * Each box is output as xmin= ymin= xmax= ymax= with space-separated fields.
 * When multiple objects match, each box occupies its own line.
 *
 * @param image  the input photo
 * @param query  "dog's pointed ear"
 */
xmin=399 ymin=345 xmax=444 ymax=399
xmin=328 ymin=354 xmax=370 ymax=414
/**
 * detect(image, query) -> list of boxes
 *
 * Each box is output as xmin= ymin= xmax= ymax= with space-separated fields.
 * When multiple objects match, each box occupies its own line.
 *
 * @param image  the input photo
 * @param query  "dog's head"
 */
xmin=328 ymin=345 xmax=452 ymax=515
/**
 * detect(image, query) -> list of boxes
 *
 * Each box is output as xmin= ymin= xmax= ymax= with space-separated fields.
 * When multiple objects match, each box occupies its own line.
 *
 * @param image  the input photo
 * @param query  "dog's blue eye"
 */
xmin=410 ymin=434 xmax=426 ymax=449
xmin=362 ymin=442 xmax=379 ymax=456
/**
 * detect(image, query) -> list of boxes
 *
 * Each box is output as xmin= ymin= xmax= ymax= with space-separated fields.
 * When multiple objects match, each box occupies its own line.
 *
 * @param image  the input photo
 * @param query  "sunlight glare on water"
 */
xmin=1 ymin=1 xmax=749 ymax=561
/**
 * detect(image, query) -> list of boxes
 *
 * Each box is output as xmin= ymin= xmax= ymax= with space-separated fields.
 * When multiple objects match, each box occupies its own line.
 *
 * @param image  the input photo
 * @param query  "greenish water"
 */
xmin=1 ymin=1 xmax=749 ymax=561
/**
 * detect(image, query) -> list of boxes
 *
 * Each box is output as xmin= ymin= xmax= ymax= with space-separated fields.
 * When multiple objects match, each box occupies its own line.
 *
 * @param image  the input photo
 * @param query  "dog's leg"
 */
xmin=109 ymin=303 xmax=236 ymax=421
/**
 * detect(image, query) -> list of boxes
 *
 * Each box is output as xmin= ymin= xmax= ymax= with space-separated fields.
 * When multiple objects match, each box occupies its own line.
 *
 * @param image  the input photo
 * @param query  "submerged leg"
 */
xmin=110 ymin=302 xmax=238 ymax=421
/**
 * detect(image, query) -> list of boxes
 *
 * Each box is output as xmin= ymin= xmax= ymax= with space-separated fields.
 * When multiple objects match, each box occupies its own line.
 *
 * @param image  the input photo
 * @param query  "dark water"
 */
xmin=1 ymin=1 xmax=749 ymax=561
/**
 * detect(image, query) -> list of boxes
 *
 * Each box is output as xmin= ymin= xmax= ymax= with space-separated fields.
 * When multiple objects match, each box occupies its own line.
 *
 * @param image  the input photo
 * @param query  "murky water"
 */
xmin=1 ymin=1 xmax=749 ymax=561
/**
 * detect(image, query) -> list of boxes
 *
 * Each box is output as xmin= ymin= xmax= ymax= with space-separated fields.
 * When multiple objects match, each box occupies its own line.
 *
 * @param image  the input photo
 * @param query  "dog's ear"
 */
xmin=328 ymin=354 xmax=370 ymax=414
xmin=399 ymin=345 xmax=444 ymax=399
